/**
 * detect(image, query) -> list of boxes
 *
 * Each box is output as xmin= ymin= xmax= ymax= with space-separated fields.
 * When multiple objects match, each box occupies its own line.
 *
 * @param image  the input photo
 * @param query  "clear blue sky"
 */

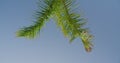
xmin=0 ymin=0 xmax=120 ymax=63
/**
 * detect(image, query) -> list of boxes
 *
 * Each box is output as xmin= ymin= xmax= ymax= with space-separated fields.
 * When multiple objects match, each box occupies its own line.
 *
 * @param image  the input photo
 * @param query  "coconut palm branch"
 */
xmin=16 ymin=0 xmax=93 ymax=52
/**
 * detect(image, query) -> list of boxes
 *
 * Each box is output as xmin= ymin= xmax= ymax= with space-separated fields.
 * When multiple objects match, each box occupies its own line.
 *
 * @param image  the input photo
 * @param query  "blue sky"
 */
xmin=0 ymin=0 xmax=120 ymax=63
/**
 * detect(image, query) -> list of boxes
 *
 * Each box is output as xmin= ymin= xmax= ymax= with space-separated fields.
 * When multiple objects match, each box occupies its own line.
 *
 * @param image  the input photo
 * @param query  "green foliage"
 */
xmin=16 ymin=0 xmax=93 ymax=52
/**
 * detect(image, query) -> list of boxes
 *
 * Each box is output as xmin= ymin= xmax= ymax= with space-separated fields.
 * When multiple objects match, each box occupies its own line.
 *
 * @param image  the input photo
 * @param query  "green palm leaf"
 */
xmin=16 ymin=0 xmax=93 ymax=52
xmin=16 ymin=0 xmax=56 ymax=38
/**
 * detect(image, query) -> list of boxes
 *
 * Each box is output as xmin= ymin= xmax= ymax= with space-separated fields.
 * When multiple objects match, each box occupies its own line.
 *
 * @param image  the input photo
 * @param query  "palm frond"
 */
xmin=54 ymin=0 xmax=93 ymax=52
xmin=16 ymin=0 xmax=56 ymax=38
xmin=16 ymin=0 xmax=93 ymax=52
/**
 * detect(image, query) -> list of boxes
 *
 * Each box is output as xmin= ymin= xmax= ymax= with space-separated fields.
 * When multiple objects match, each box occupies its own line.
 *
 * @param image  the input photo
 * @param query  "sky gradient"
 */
xmin=0 ymin=0 xmax=120 ymax=63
